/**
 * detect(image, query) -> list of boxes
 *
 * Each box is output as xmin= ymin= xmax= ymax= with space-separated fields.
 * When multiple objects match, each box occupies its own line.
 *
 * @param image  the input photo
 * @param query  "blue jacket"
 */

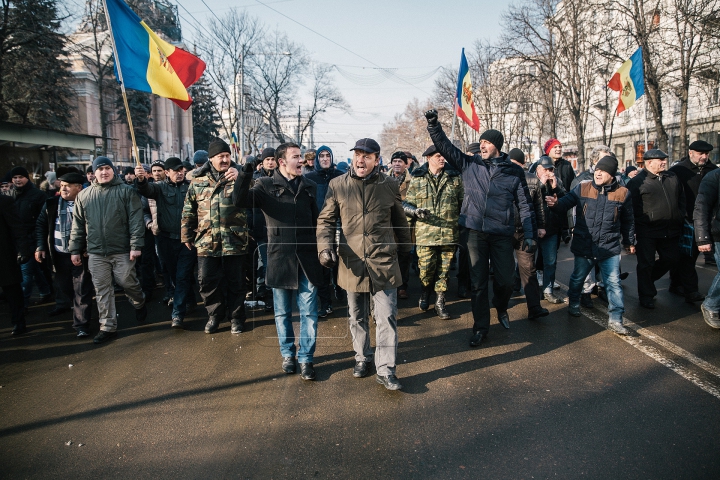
xmin=427 ymin=123 xmax=534 ymax=239
xmin=303 ymin=145 xmax=344 ymax=211
xmin=552 ymin=179 xmax=635 ymax=260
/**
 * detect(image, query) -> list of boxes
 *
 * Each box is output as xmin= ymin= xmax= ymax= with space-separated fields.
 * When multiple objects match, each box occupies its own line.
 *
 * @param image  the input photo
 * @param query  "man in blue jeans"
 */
xmin=693 ymin=163 xmax=720 ymax=329
xmin=235 ymin=143 xmax=324 ymax=380
xmin=546 ymin=155 xmax=636 ymax=335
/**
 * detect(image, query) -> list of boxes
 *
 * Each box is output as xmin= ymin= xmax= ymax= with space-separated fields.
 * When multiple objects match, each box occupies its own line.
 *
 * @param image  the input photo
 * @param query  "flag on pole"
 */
xmin=230 ymin=132 xmax=240 ymax=154
xmin=608 ymin=47 xmax=645 ymax=115
xmin=455 ymin=48 xmax=480 ymax=132
xmin=104 ymin=0 xmax=206 ymax=110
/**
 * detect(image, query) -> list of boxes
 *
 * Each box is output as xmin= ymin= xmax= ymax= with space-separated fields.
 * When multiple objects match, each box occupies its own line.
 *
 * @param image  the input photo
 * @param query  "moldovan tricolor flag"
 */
xmin=608 ymin=47 xmax=645 ymax=115
xmin=455 ymin=48 xmax=480 ymax=131
xmin=104 ymin=0 xmax=206 ymax=110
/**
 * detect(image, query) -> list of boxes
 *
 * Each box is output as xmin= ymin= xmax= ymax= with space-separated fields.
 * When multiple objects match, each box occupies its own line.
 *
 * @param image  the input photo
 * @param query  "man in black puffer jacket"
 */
xmin=425 ymin=109 xmax=535 ymax=347
xmin=548 ymin=156 xmax=635 ymax=335
xmin=693 ymin=163 xmax=720 ymax=328
xmin=248 ymin=148 xmax=276 ymax=311
xmin=626 ymin=149 xmax=685 ymax=309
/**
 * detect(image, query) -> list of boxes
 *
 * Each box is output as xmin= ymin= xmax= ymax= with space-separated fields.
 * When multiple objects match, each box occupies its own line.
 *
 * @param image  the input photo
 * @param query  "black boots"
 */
xmin=419 ymin=287 xmax=431 ymax=311
xmin=435 ymin=292 xmax=450 ymax=320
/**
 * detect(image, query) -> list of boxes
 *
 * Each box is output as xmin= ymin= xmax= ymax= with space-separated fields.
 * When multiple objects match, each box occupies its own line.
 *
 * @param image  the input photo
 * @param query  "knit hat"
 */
xmin=164 ymin=157 xmax=184 ymax=171
xmin=625 ymin=165 xmax=637 ymax=174
xmin=467 ymin=142 xmax=481 ymax=154
xmin=10 ymin=166 xmax=30 ymax=179
xmin=261 ymin=147 xmax=276 ymax=160
xmin=544 ymin=138 xmax=561 ymax=155
xmin=391 ymin=151 xmax=408 ymax=163
xmin=193 ymin=150 xmax=209 ymax=165
xmin=595 ymin=155 xmax=618 ymax=177
xmin=508 ymin=148 xmax=525 ymax=164
xmin=45 ymin=171 xmax=57 ymax=184
xmin=479 ymin=129 xmax=504 ymax=153
xmin=86 ymin=165 xmax=94 ymax=174
xmin=208 ymin=139 xmax=231 ymax=159
xmin=58 ymin=172 xmax=85 ymax=185
xmin=123 ymin=166 xmax=135 ymax=175
xmin=92 ymin=156 xmax=114 ymax=171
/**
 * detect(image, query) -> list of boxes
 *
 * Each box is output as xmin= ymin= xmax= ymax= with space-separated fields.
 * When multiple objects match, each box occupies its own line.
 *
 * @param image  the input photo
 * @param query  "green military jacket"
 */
xmin=181 ymin=162 xmax=249 ymax=257
xmin=404 ymin=164 xmax=463 ymax=246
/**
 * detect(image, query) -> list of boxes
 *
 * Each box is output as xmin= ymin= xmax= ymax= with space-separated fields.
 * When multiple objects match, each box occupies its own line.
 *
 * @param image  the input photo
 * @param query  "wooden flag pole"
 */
xmin=450 ymin=94 xmax=458 ymax=143
xmin=102 ymin=0 xmax=141 ymax=166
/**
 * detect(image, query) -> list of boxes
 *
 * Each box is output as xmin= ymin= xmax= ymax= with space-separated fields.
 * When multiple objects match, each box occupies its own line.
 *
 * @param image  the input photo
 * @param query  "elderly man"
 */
xmin=403 ymin=144 xmax=463 ymax=319
xmin=69 ymin=157 xmax=147 ymax=343
xmin=181 ymin=139 xmax=249 ymax=334
xmin=668 ymin=140 xmax=716 ymax=303
xmin=627 ymin=149 xmax=685 ymax=309
xmin=424 ymin=110 xmax=535 ymax=347
xmin=36 ymin=172 xmax=94 ymax=336
xmin=317 ymin=138 xmax=412 ymax=391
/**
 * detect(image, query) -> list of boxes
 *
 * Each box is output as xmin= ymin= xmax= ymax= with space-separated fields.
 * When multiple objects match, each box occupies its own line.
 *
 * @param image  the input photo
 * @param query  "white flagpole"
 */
xmin=643 ymin=95 xmax=648 ymax=151
xmin=450 ymin=94 xmax=458 ymax=143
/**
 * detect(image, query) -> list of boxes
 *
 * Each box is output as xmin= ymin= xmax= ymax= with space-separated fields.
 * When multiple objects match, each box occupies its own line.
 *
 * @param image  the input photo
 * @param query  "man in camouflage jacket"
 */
xmin=181 ymin=139 xmax=250 ymax=334
xmin=403 ymin=145 xmax=463 ymax=319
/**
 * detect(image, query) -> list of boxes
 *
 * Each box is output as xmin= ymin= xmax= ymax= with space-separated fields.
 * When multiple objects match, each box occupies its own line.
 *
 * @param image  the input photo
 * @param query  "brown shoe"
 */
xmin=398 ymin=289 xmax=409 ymax=299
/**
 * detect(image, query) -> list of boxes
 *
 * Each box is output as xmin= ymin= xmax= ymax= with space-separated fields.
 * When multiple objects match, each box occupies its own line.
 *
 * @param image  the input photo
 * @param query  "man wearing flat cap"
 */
xmin=136 ymin=157 xmax=194 ymax=328
xmin=404 ymin=144 xmax=463 ymax=319
xmin=425 ymin=109 xmax=536 ymax=348
xmin=36 ymin=172 xmax=93 ymax=337
xmin=181 ymin=138 xmax=250 ymax=335
xmin=668 ymin=140 xmax=716 ymax=303
xmin=317 ymin=137 xmax=412 ymax=391
xmin=627 ymin=149 xmax=686 ymax=309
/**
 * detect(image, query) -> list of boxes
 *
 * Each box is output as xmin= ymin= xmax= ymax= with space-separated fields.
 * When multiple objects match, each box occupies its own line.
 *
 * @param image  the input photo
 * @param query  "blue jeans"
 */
xmin=538 ymin=234 xmax=558 ymax=293
xmin=21 ymin=259 xmax=51 ymax=307
xmin=156 ymin=235 xmax=196 ymax=320
xmin=702 ymin=242 xmax=720 ymax=312
xmin=568 ymin=255 xmax=624 ymax=321
xmin=273 ymin=270 xmax=318 ymax=363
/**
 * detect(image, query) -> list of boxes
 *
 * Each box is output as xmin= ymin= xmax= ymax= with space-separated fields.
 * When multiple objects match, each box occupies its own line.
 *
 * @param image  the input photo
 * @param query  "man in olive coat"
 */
xmin=317 ymin=138 xmax=412 ymax=391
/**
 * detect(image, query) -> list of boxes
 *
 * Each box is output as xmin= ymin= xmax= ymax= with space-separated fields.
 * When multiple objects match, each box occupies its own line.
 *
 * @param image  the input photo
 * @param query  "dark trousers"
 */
xmin=156 ymin=235 xmax=196 ymax=320
xmin=513 ymin=232 xmax=542 ymax=310
xmin=2 ymin=283 xmax=24 ymax=326
xmin=317 ymin=266 xmax=333 ymax=309
xmin=54 ymin=252 xmax=93 ymax=329
xmin=464 ymin=229 xmax=516 ymax=334
xmin=197 ymin=255 xmax=247 ymax=324
xmin=636 ymin=235 xmax=681 ymax=301
xmin=457 ymin=228 xmax=471 ymax=290
xmin=398 ymin=248 xmax=411 ymax=291
xmin=137 ymin=229 xmax=157 ymax=294
xmin=670 ymin=241 xmax=700 ymax=294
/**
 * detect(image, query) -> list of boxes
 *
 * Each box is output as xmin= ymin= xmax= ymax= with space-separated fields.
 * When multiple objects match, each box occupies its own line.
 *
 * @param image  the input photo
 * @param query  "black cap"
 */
xmin=508 ymin=148 xmax=525 ymax=164
xmin=422 ymin=145 xmax=439 ymax=157
xmin=689 ymin=140 xmax=713 ymax=152
xmin=596 ymin=155 xmax=619 ymax=177
xmin=625 ymin=165 xmax=637 ymax=174
xmin=261 ymin=147 xmax=276 ymax=160
xmin=151 ymin=160 xmax=165 ymax=169
xmin=467 ymin=142 xmax=481 ymax=154
xmin=9 ymin=166 xmax=30 ymax=179
xmin=164 ymin=157 xmax=184 ymax=171
xmin=182 ymin=161 xmax=193 ymax=171
xmin=86 ymin=165 xmax=94 ymax=174
xmin=391 ymin=151 xmax=408 ymax=163
xmin=208 ymin=138 xmax=231 ymax=158
xmin=538 ymin=155 xmax=555 ymax=169
xmin=350 ymin=138 xmax=381 ymax=154
xmin=123 ymin=166 xmax=135 ymax=175
xmin=643 ymin=149 xmax=669 ymax=160
xmin=479 ymin=129 xmax=504 ymax=153
xmin=58 ymin=172 xmax=85 ymax=185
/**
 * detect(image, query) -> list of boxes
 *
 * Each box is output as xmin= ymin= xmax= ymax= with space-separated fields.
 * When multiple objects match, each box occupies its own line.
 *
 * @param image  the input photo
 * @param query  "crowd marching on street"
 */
xmin=3 ymin=109 xmax=720 ymax=392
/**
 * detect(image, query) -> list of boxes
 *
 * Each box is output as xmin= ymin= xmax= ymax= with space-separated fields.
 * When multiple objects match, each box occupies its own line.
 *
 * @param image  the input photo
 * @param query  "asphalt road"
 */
xmin=2 ymin=244 xmax=720 ymax=479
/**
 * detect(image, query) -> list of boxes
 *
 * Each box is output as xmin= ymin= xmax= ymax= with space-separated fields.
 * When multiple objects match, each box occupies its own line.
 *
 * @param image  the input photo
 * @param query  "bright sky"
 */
xmin=174 ymin=0 xmax=506 ymax=156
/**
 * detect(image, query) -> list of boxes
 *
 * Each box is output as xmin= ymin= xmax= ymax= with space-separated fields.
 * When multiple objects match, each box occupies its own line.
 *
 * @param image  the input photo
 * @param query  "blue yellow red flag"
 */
xmin=608 ymin=47 xmax=645 ymax=115
xmin=104 ymin=0 xmax=205 ymax=110
xmin=455 ymin=49 xmax=480 ymax=132
xmin=231 ymin=132 xmax=239 ymax=153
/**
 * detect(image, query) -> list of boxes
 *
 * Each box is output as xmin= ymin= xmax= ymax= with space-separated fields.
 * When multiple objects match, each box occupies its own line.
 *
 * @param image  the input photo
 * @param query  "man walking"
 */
xmin=317 ymin=138 xmax=412 ymax=390
xmin=1 ymin=195 xmax=29 ymax=335
xmin=535 ymin=155 xmax=567 ymax=304
xmin=694 ymin=160 xmax=720 ymax=328
xmin=69 ymin=157 xmax=147 ymax=344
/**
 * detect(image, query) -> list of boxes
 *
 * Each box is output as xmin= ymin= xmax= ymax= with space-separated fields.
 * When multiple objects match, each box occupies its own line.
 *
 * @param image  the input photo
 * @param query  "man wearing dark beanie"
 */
xmin=547 ymin=154 xmax=635 ymax=335
xmin=508 ymin=148 xmax=526 ymax=165
xmin=425 ymin=109 xmax=536 ymax=347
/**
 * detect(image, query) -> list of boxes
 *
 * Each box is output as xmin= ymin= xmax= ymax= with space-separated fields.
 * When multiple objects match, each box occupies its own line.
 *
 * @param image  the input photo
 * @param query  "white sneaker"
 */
xmin=537 ymin=271 xmax=543 ymax=284
xmin=608 ymin=320 xmax=629 ymax=336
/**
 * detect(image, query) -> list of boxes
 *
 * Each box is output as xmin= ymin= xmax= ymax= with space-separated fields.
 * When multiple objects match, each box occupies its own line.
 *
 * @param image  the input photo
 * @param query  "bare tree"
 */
xmin=295 ymin=63 xmax=348 ymax=147
xmin=379 ymin=98 xmax=435 ymax=156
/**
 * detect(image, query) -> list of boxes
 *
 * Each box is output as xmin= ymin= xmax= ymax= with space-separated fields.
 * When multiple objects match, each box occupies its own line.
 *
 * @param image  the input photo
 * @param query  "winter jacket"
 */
xmin=427 ymin=122 xmax=534 ymax=239
xmin=181 ymin=161 xmax=249 ymax=257
xmin=0 ymin=196 xmax=24 ymax=286
xmin=236 ymin=169 xmax=323 ymax=289
xmin=552 ymin=179 xmax=635 ymax=260
xmin=515 ymin=172 xmax=544 ymax=234
xmin=669 ymin=157 xmax=717 ymax=222
xmin=390 ymin=170 xmax=412 ymax=200
xmin=69 ymin=176 xmax=145 ymax=256
xmin=303 ymin=145 xmax=344 ymax=211
xmin=317 ymin=167 xmax=412 ymax=293
xmin=693 ymin=169 xmax=720 ymax=245
xmin=539 ymin=176 xmax=567 ymax=236
xmin=36 ymin=196 xmax=62 ymax=267
xmin=247 ymin=167 xmax=273 ymax=243
xmin=136 ymin=177 xmax=190 ymax=239
xmin=626 ymin=169 xmax=685 ymax=238
xmin=403 ymin=164 xmax=463 ymax=246
xmin=529 ymin=157 xmax=576 ymax=190
xmin=13 ymin=181 xmax=47 ymax=256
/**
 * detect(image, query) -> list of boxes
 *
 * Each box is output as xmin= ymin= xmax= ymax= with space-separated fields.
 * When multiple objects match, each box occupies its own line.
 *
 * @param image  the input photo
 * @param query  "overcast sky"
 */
xmin=174 ymin=0 xmax=506 ymax=156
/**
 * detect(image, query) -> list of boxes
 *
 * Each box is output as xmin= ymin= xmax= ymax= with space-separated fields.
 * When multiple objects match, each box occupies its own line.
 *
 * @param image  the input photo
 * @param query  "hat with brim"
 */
xmin=538 ymin=155 xmax=555 ymax=169
xmin=422 ymin=145 xmax=439 ymax=157
xmin=58 ymin=172 xmax=85 ymax=185
xmin=164 ymin=157 xmax=184 ymax=171
xmin=350 ymin=138 xmax=380 ymax=154
xmin=689 ymin=140 xmax=713 ymax=152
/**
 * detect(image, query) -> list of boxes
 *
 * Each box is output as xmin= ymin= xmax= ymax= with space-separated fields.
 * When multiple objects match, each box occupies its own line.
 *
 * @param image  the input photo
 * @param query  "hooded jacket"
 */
xmin=303 ymin=145 xmax=344 ymax=211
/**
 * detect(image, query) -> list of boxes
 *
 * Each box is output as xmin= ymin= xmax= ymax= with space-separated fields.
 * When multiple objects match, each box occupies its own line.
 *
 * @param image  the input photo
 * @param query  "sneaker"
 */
xmin=544 ymin=292 xmax=563 ymax=304
xmin=580 ymin=293 xmax=594 ymax=308
xmin=76 ymin=329 xmax=90 ymax=338
xmin=204 ymin=319 xmax=219 ymax=334
xmin=231 ymin=320 xmax=244 ymax=334
xmin=608 ymin=320 xmax=629 ymax=335
xmin=93 ymin=330 xmax=117 ymax=344
xmin=568 ymin=304 xmax=581 ymax=317
xmin=553 ymin=281 xmax=560 ymax=289
xmin=376 ymin=374 xmax=403 ymax=391
xmin=171 ymin=318 xmax=184 ymax=329
xmin=701 ymin=304 xmax=720 ymax=329
xmin=318 ymin=305 xmax=333 ymax=318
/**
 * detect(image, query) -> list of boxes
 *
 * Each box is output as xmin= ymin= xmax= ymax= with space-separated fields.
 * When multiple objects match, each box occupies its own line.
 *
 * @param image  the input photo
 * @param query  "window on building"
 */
xmin=614 ymin=143 xmax=625 ymax=163
xmin=671 ymin=135 xmax=689 ymax=161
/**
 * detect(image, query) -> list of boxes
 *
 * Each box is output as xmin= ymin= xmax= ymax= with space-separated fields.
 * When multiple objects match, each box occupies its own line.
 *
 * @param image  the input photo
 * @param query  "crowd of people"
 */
xmin=2 ymin=109 xmax=720 ymax=391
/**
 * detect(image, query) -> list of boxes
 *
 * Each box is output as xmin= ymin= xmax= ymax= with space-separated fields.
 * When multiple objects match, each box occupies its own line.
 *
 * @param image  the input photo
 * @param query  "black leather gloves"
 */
xmin=561 ymin=229 xmax=571 ymax=244
xmin=241 ymin=162 xmax=255 ymax=175
xmin=522 ymin=238 xmax=537 ymax=254
xmin=17 ymin=254 xmax=29 ymax=265
xmin=319 ymin=249 xmax=338 ymax=269
xmin=403 ymin=204 xmax=431 ymax=219
xmin=424 ymin=109 xmax=438 ymax=126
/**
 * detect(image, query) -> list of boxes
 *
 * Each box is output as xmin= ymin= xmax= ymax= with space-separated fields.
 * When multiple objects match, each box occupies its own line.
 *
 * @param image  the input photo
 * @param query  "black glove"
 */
xmin=17 ymin=254 xmax=29 ymax=265
xmin=415 ymin=208 xmax=430 ymax=220
xmin=522 ymin=238 xmax=537 ymax=254
xmin=318 ymin=249 xmax=338 ymax=269
xmin=424 ymin=109 xmax=438 ymax=126
xmin=561 ymin=229 xmax=571 ymax=244
xmin=241 ymin=162 xmax=255 ymax=175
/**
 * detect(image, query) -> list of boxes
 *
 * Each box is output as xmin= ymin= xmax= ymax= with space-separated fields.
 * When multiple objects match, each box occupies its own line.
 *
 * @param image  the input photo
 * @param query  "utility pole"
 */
xmin=239 ymin=47 xmax=245 ymax=158
xmin=297 ymin=105 xmax=301 ymax=145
